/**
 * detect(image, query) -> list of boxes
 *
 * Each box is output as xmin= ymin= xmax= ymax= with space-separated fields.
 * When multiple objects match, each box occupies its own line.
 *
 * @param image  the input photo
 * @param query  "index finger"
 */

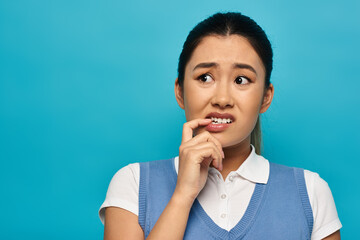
xmin=181 ymin=118 xmax=212 ymax=144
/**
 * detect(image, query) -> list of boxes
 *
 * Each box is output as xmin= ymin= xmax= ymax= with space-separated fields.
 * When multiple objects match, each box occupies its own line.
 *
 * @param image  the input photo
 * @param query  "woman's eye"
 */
xmin=197 ymin=74 xmax=213 ymax=83
xmin=235 ymin=76 xmax=250 ymax=85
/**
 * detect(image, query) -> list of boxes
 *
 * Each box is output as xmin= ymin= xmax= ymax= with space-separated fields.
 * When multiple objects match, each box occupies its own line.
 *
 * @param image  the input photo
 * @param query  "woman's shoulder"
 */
xmin=108 ymin=157 xmax=177 ymax=188
xmin=268 ymin=162 xmax=328 ymax=186
xmin=303 ymin=169 xmax=329 ymax=194
xmin=300 ymin=168 xmax=335 ymax=205
xmin=104 ymin=162 xmax=141 ymax=193
xmin=270 ymin=162 xmax=334 ymax=200
xmin=112 ymin=162 xmax=140 ymax=180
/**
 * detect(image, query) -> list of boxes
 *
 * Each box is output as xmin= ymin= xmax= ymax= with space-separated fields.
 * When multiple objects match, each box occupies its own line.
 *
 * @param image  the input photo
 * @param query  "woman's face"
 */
xmin=175 ymin=34 xmax=274 ymax=148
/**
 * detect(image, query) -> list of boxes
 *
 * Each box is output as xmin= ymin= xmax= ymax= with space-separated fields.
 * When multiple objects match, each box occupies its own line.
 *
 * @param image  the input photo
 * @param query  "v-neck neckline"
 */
xmin=170 ymin=157 xmax=268 ymax=239
xmin=193 ymin=182 xmax=267 ymax=238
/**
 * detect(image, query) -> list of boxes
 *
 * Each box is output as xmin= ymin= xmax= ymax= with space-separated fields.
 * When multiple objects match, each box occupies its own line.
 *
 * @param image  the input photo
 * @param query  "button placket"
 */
xmin=211 ymin=169 xmax=229 ymax=226
xmin=218 ymin=184 xmax=229 ymax=226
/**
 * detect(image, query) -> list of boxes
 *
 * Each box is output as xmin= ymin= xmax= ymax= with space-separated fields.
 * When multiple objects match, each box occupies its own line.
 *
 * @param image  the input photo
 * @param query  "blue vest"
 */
xmin=139 ymin=158 xmax=313 ymax=239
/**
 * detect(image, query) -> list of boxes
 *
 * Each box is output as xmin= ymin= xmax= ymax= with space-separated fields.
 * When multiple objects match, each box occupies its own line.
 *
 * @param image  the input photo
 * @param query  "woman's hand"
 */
xmin=175 ymin=118 xmax=224 ymax=202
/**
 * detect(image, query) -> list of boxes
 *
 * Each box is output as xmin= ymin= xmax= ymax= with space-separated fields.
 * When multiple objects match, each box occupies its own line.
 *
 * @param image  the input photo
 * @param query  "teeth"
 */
xmin=210 ymin=117 xmax=232 ymax=124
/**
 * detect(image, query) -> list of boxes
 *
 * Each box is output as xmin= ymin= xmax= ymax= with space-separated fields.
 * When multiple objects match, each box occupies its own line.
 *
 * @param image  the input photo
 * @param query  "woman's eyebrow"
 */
xmin=192 ymin=62 xmax=257 ymax=76
xmin=233 ymin=63 xmax=257 ymax=76
xmin=192 ymin=62 xmax=218 ymax=71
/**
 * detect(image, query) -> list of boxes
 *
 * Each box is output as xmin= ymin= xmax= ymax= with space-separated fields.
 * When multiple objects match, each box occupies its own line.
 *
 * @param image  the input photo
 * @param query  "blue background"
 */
xmin=0 ymin=0 xmax=359 ymax=239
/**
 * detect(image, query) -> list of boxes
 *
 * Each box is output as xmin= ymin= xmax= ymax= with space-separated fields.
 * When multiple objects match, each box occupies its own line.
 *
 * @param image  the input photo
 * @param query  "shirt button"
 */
xmin=221 ymin=213 xmax=226 ymax=218
xmin=221 ymin=194 xmax=227 ymax=199
xmin=229 ymin=176 xmax=234 ymax=182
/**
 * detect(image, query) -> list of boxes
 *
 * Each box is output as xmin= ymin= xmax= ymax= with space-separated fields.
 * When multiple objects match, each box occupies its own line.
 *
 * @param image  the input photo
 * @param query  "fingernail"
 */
xmin=213 ymin=161 xmax=218 ymax=168
xmin=222 ymin=151 xmax=225 ymax=158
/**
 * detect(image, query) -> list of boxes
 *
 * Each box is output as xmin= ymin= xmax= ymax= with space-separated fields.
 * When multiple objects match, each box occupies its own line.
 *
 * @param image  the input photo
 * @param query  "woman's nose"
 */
xmin=210 ymin=82 xmax=234 ymax=108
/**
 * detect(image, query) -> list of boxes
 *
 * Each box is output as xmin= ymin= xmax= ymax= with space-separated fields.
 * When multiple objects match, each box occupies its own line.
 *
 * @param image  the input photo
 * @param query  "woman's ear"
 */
xmin=174 ymin=78 xmax=185 ymax=109
xmin=260 ymin=83 xmax=274 ymax=113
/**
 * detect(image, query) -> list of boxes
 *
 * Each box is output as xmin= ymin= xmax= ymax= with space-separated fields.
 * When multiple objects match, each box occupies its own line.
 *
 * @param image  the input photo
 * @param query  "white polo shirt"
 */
xmin=99 ymin=145 xmax=342 ymax=240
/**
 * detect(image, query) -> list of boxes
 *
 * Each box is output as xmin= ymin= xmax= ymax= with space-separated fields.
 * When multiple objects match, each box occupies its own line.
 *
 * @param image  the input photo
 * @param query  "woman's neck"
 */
xmin=219 ymin=139 xmax=252 ymax=181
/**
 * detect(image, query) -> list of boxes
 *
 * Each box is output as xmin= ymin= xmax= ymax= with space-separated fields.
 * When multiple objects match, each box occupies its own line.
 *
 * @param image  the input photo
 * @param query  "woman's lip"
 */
xmin=205 ymin=122 xmax=231 ymax=132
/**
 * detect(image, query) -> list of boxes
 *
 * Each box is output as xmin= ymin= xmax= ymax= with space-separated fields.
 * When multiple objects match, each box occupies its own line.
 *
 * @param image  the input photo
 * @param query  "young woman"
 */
xmin=99 ymin=12 xmax=342 ymax=240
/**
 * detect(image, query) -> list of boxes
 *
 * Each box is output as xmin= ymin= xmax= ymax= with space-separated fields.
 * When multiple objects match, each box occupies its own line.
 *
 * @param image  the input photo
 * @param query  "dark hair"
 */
xmin=177 ymin=12 xmax=273 ymax=154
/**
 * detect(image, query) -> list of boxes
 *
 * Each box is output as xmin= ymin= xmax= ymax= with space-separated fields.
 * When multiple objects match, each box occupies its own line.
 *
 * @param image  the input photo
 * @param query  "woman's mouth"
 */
xmin=205 ymin=117 xmax=233 ymax=132
xmin=204 ymin=112 xmax=235 ymax=132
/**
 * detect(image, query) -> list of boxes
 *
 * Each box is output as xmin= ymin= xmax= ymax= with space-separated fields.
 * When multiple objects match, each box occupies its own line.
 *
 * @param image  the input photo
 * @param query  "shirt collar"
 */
xmin=235 ymin=144 xmax=269 ymax=184
xmin=174 ymin=144 xmax=269 ymax=184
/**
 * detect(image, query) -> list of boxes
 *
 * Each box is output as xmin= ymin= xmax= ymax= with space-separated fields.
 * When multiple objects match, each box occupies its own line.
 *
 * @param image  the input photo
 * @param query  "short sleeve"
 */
xmin=304 ymin=170 xmax=342 ymax=240
xmin=98 ymin=163 xmax=140 ymax=225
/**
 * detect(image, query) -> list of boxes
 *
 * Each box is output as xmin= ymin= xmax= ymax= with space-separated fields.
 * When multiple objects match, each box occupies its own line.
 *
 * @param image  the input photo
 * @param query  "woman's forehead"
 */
xmin=186 ymin=35 xmax=265 ymax=76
